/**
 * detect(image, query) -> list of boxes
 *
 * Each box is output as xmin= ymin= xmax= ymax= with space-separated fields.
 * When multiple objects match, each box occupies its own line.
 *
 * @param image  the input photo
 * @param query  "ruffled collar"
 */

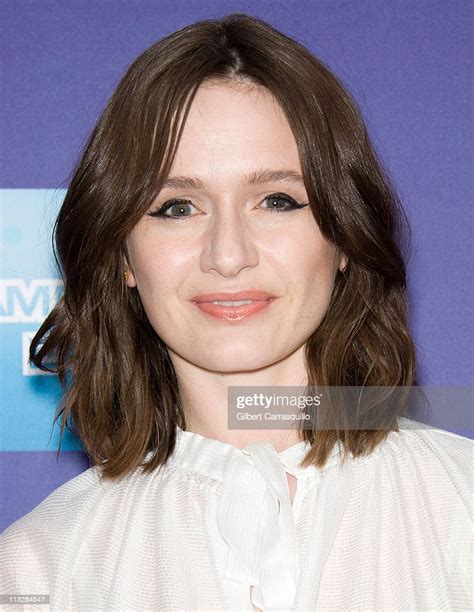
xmin=163 ymin=426 xmax=347 ymax=610
xmin=168 ymin=424 xmax=344 ymax=481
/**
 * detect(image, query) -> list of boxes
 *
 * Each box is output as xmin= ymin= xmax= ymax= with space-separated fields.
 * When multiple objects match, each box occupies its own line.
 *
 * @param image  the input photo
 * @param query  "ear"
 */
xmin=338 ymin=252 xmax=348 ymax=273
xmin=123 ymin=255 xmax=137 ymax=288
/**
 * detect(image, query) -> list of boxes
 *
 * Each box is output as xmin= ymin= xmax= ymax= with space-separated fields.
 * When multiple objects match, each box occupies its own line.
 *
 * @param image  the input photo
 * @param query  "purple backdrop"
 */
xmin=1 ymin=0 xmax=472 ymax=532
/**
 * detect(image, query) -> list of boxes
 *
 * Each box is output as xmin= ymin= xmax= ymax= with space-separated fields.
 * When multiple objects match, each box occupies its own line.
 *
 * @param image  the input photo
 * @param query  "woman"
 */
xmin=1 ymin=12 xmax=471 ymax=612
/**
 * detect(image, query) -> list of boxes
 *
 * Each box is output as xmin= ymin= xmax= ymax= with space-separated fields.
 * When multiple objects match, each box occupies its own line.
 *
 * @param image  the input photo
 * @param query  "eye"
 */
xmin=147 ymin=193 xmax=308 ymax=220
xmin=260 ymin=193 xmax=308 ymax=213
xmin=148 ymin=199 xmax=198 ymax=219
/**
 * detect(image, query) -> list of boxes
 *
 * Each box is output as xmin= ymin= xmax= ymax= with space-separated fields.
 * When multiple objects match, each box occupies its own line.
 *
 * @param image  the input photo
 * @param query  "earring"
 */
xmin=123 ymin=270 xmax=128 ymax=281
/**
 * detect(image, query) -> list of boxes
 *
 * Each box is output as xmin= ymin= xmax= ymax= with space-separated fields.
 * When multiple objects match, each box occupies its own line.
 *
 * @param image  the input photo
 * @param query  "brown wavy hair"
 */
xmin=30 ymin=12 xmax=419 ymax=480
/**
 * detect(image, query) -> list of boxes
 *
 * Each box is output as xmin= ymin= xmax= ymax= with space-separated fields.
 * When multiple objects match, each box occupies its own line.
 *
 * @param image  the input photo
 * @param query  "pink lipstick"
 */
xmin=190 ymin=290 xmax=277 ymax=322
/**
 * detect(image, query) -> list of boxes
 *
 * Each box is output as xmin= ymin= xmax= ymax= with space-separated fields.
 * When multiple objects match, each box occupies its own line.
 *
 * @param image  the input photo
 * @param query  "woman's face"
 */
xmin=125 ymin=80 xmax=347 ymax=372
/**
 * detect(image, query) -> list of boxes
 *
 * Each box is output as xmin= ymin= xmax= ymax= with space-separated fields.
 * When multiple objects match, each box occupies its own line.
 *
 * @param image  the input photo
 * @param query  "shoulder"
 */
xmin=0 ymin=457 xmax=174 ymax=591
xmin=1 ymin=465 xmax=103 ymax=540
xmin=381 ymin=417 xmax=473 ymax=515
xmin=374 ymin=418 xmax=473 ymax=582
xmin=395 ymin=416 xmax=473 ymax=468
xmin=0 ymin=464 xmax=114 ymax=593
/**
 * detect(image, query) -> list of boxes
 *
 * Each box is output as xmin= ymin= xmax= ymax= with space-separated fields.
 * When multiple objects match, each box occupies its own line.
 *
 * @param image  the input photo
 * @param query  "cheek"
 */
xmin=280 ymin=231 xmax=337 ymax=317
xmin=130 ymin=243 xmax=188 ymax=337
xmin=129 ymin=233 xmax=191 ymax=295
xmin=274 ymin=222 xmax=336 ymax=284
xmin=303 ymin=244 xmax=336 ymax=283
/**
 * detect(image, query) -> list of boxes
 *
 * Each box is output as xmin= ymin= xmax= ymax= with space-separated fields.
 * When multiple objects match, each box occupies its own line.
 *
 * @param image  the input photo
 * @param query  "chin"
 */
xmin=196 ymin=352 xmax=273 ymax=373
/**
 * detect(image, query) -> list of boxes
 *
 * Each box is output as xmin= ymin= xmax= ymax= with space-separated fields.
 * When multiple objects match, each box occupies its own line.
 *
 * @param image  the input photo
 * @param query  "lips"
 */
xmin=189 ymin=290 xmax=278 ymax=322
xmin=190 ymin=290 xmax=276 ymax=303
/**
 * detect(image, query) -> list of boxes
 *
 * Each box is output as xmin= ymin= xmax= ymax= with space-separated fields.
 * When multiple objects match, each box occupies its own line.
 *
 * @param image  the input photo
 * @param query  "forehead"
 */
xmin=168 ymin=81 xmax=302 ymax=182
xmin=182 ymin=81 xmax=294 ymax=140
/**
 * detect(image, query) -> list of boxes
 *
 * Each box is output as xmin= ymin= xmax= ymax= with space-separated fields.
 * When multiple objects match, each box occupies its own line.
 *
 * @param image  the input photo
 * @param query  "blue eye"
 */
xmin=149 ymin=200 xmax=195 ymax=219
xmin=148 ymin=193 xmax=308 ymax=220
xmin=260 ymin=193 xmax=308 ymax=213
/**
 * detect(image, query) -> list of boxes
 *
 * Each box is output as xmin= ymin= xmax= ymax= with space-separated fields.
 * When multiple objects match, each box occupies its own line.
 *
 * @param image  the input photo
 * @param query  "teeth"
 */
xmin=211 ymin=300 xmax=254 ymax=306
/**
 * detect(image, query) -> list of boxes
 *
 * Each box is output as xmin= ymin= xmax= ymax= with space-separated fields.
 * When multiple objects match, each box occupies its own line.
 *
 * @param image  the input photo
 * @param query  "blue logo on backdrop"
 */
xmin=0 ymin=190 xmax=84 ymax=451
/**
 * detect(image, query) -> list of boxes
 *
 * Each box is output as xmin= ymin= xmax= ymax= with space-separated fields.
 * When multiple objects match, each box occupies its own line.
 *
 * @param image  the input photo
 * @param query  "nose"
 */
xmin=200 ymin=201 xmax=259 ymax=277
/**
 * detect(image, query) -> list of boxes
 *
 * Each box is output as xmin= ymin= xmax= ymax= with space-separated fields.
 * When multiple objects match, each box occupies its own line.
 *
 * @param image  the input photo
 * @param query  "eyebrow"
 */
xmin=160 ymin=168 xmax=305 ymax=190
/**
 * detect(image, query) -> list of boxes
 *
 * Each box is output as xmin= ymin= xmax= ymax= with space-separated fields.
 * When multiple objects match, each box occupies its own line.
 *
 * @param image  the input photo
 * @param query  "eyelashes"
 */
xmin=147 ymin=193 xmax=309 ymax=220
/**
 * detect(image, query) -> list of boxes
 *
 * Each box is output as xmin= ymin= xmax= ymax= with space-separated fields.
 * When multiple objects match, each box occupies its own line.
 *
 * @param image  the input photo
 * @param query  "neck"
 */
xmin=170 ymin=345 xmax=308 ymax=452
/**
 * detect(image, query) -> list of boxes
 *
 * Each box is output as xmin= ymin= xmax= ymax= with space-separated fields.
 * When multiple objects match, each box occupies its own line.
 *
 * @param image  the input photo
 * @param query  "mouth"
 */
xmin=189 ymin=291 xmax=278 ymax=322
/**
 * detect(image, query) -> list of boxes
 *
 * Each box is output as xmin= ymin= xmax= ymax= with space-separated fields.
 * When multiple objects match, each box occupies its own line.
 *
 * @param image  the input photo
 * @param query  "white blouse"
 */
xmin=1 ymin=416 xmax=472 ymax=611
